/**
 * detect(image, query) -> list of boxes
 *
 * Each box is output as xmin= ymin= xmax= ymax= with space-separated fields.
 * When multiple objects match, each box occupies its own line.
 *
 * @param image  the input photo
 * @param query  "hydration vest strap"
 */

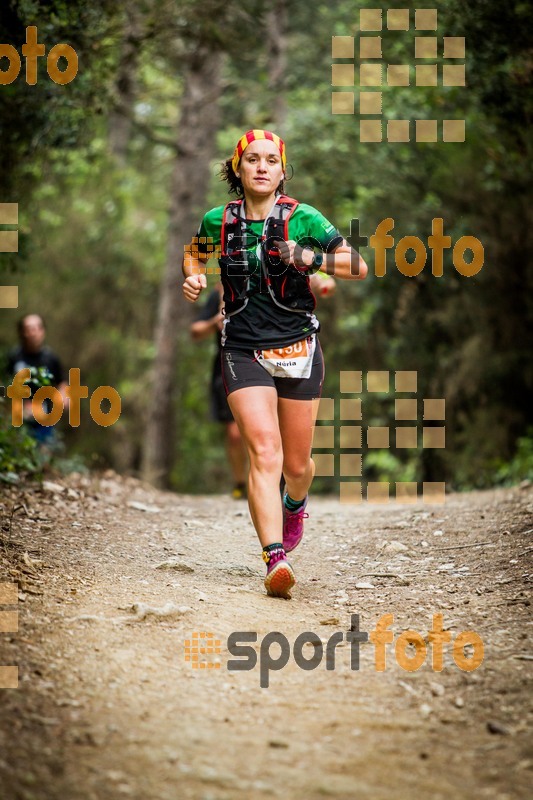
xmin=221 ymin=195 xmax=299 ymax=257
xmin=220 ymin=199 xmax=244 ymax=257
xmin=282 ymin=197 xmax=298 ymax=240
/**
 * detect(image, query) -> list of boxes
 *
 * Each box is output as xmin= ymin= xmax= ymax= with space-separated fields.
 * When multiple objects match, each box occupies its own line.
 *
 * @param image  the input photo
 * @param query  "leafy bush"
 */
xmin=0 ymin=399 xmax=41 ymax=478
xmin=496 ymin=431 xmax=533 ymax=486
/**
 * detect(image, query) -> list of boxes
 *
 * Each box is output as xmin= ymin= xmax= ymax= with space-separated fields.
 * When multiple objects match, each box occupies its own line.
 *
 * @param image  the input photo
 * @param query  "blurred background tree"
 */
xmin=0 ymin=0 xmax=531 ymax=492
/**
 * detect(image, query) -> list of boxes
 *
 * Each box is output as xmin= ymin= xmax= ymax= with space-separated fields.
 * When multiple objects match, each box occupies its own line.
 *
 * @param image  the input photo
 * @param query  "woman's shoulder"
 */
xmin=199 ymin=205 xmax=227 ymax=238
xmin=202 ymin=205 xmax=226 ymax=225
xmin=292 ymin=201 xmax=324 ymax=218
xmin=289 ymin=201 xmax=337 ymax=234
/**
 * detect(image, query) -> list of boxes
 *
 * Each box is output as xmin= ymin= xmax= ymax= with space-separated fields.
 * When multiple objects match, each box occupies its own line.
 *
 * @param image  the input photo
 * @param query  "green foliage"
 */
xmin=0 ymin=401 xmax=41 ymax=477
xmin=169 ymin=327 xmax=230 ymax=493
xmin=0 ymin=0 xmax=530 ymax=492
xmin=53 ymin=451 xmax=89 ymax=476
xmin=495 ymin=432 xmax=533 ymax=487
xmin=0 ymin=0 xmax=120 ymax=197
xmin=365 ymin=449 xmax=417 ymax=484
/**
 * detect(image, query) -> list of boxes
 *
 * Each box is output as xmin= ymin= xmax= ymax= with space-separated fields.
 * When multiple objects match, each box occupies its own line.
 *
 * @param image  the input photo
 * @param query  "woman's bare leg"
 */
xmin=277 ymin=397 xmax=319 ymax=501
xmin=227 ymin=386 xmax=284 ymax=547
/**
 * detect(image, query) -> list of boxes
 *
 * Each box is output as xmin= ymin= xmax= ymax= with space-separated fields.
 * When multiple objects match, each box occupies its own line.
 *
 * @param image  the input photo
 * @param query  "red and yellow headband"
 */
xmin=231 ymin=129 xmax=286 ymax=174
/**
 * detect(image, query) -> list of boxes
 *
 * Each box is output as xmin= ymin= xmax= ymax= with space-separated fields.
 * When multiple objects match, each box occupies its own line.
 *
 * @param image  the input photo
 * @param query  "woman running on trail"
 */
xmin=183 ymin=129 xmax=368 ymax=599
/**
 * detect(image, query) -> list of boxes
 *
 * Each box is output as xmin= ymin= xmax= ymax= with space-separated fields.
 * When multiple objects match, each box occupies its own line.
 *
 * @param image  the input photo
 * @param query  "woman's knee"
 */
xmin=248 ymin=433 xmax=283 ymax=473
xmin=283 ymin=457 xmax=311 ymax=484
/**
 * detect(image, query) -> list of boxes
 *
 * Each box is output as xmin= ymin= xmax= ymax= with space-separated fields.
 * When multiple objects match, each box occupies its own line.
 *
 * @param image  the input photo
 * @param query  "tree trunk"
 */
xmin=266 ymin=0 xmax=288 ymax=131
xmin=108 ymin=9 xmax=143 ymax=162
xmin=141 ymin=45 xmax=223 ymax=488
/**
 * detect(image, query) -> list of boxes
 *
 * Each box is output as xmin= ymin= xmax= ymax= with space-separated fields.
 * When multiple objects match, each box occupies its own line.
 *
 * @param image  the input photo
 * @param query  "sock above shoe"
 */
xmin=262 ymin=542 xmax=295 ymax=599
xmin=262 ymin=542 xmax=285 ymax=564
xmin=284 ymin=492 xmax=306 ymax=512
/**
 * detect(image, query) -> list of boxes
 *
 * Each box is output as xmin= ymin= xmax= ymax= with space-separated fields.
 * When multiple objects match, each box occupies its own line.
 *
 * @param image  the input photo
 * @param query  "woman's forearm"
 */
xmin=323 ymin=244 xmax=368 ymax=281
xmin=182 ymin=253 xmax=208 ymax=279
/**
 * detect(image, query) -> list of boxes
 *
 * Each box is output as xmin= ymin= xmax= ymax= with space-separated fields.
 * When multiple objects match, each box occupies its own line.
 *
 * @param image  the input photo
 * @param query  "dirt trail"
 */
xmin=0 ymin=473 xmax=531 ymax=800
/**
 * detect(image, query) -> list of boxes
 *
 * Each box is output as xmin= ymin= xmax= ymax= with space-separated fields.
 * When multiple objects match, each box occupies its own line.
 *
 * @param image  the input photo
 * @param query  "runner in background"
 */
xmin=183 ymin=129 xmax=367 ymax=599
xmin=190 ymin=282 xmax=248 ymax=500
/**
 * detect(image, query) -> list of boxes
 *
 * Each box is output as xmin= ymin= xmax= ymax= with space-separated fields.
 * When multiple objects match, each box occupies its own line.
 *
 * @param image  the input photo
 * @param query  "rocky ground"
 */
xmin=0 ymin=472 xmax=531 ymax=800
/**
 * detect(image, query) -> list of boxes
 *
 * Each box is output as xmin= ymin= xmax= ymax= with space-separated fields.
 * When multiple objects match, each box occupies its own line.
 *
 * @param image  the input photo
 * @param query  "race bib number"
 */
xmin=254 ymin=335 xmax=316 ymax=379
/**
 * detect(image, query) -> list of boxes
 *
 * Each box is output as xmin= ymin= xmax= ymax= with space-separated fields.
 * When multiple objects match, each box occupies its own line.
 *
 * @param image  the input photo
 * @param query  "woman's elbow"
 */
xmin=344 ymin=249 xmax=368 ymax=280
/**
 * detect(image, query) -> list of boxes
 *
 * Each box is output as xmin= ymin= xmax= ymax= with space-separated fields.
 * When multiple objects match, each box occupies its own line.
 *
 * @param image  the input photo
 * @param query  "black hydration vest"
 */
xmin=219 ymin=195 xmax=317 ymax=318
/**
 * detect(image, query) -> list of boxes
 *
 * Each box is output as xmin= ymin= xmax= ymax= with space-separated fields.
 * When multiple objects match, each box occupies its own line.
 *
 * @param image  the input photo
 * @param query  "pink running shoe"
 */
xmin=283 ymin=495 xmax=309 ymax=553
xmin=263 ymin=547 xmax=295 ymax=599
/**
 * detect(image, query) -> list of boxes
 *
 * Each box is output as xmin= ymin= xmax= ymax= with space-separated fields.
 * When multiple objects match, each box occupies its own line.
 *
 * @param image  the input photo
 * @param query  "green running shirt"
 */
xmin=196 ymin=202 xmax=343 ymax=350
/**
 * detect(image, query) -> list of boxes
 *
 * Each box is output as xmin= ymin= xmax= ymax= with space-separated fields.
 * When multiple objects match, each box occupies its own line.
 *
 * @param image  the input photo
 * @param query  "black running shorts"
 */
xmin=210 ymin=374 xmax=235 ymax=423
xmin=221 ymin=339 xmax=324 ymax=400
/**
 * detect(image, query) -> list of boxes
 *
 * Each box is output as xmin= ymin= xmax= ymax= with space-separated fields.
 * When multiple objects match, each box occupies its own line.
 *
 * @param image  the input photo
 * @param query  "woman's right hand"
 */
xmin=183 ymin=273 xmax=207 ymax=302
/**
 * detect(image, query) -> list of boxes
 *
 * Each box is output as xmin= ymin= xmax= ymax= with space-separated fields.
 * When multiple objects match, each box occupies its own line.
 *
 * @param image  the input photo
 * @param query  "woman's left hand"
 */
xmin=309 ymin=273 xmax=336 ymax=297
